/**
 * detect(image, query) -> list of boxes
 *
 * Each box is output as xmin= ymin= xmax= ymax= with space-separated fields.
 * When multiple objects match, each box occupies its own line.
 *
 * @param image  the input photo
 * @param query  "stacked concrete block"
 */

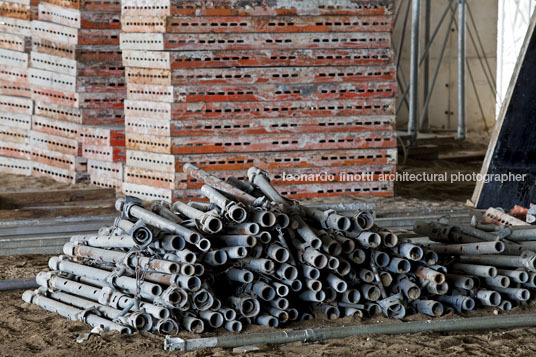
xmin=28 ymin=0 xmax=125 ymax=184
xmin=81 ymin=125 xmax=125 ymax=189
xmin=120 ymin=0 xmax=397 ymax=203
xmin=0 ymin=0 xmax=38 ymax=176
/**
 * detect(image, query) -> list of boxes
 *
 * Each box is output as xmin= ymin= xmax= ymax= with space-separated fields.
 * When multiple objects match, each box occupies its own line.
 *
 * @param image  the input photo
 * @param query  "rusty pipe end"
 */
xmin=155 ymin=319 xmax=177 ymax=335
xmin=382 ymin=232 xmax=399 ymax=248
xmin=228 ymin=205 xmax=247 ymax=223
xmin=254 ymin=211 xmax=276 ymax=228
xmin=327 ymin=256 xmax=340 ymax=270
xmin=132 ymin=226 xmax=153 ymax=247
xmin=275 ymin=285 xmax=289 ymax=298
xmin=326 ymin=241 xmax=342 ymax=257
xmin=181 ymin=264 xmax=196 ymax=277
xmin=275 ymin=213 xmax=290 ymax=229
xmin=373 ymin=251 xmax=390 ymax=268
xmin=244 ymin=223 xmax=260 ymax=235
xmin=464 ymin=277 xmax=475 ymax=290
xmin=407 ymin=286 xmax=421 ymax=300
xmin=358 ymin=232 xmax=381 ymax=248
xmin=130 ymin=311 xmax=152 ymax=332
xmin=329 ymin=214 xmax=351 ymax=231
xmin=290 ymin=279 xmax=302 ymax=291
xmin=202 ymin=215 xmax=223 ymax=234
xmin=185 ymin=231 xmax=201 ymax=245
xmin=310 ymin=237 xmax=322 ymax=250
xmin=256 ymin=231 xmax=271 ymax=245
xmin=354 ymin=211 xmax=374 ymax=230
xmin=396 ymin=259 xmax=411 ymax=274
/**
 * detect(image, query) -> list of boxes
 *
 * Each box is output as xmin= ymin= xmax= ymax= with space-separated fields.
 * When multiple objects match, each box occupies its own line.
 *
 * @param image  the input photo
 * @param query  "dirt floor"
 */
xmin=395 ymin=157 xmax=480 ymax=203
xmin=3 ymin=255 xmax=536 ymax=356
xmin=4 ymin=135 xmax=529 ymax=357
xmin=0 ymin=172 xmax=91 ymax=192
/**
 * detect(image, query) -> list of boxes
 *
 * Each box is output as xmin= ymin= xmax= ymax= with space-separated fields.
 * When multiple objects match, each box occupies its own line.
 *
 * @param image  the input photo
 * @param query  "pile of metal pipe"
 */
xmin=412 ymin=217 xmax=536 ymax=313
xmin=23 ymin=165 xmax=518 ymax=335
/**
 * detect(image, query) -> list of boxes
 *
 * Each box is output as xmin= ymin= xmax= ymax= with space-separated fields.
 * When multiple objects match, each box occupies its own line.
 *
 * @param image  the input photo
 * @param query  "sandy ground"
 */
xmin=0 ymin=172 xmax=116 ymax=221
xmin=3 ymin=255 xmax=536 ymax=356
xmin=395 ymin=158 xmax=480 ymax=203
xmin=0 ymin=172 xmax=91 ymax=192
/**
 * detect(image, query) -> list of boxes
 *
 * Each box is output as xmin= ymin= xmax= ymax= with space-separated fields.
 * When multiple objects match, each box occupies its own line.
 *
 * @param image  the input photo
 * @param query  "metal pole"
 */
xmin=183 ymin=164 xmax=257 ymax=205
xmin=396 ymin=0 xmax=411 ymax=70
xmin=422 ymin=0 xmax=431 ymax=131
xmin=0 ymin=278 xmax=38 ymax=291
xmin=396 ymin=0 xmax=455 ymax=115
xmin=418 ymin=5 xmax=457 ymax=129
xmin=23 ymin=290 xmax=131 ymax=334
xmin=396 ymin=0 xmax=454 ymax=114
xmin=408 ymin=0 xmax=420 ymax=141
xmin=165 ymin=313 xmax=536 ymax=351
xmin=457 ymin=0 xmax=466 ymax=139
xmin=392 ymin=2 xmax=414 ymax=116
xmin=116 ymin=198 xmax=201 ymax=244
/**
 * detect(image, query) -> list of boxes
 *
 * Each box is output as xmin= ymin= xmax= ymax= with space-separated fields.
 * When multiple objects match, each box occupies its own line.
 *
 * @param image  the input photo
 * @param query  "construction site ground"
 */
xmin=3 ymin=138 xmax=530 ymax=356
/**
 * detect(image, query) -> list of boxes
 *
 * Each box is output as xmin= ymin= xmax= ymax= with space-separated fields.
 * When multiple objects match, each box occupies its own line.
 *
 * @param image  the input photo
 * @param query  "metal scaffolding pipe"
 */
xmin=426 ymin=241 xmax=505 ymax=255
xmin=63 ymin=242 xmax=180 ymax=275
xmin=172 ymin=201 xmax=223 ymax=234
xmin=116 ymin=198 xmax=200 ymax=244
xmin=49 ymin=290 xmax=153 ymax=331
xmin=422 ymin=0 xmax=431 ymax=130
xmin=200 ymin=185 xmax=247 ymax=224
xmin=248 ymin=167 xmax=288 ymax=206
xmin=183 ymin=164 xmax=257 ymax=205
xmin=23 ymin=290 xmax=131 ymax=334
xmin=166 ymin=313 xmax=536 ymax=351
xmin=49 ymin=256 xmax=162 ymax=300
xmin=458 ymin=253 xmax=536 ymax=272
xmin=0 ymin=278 xmax=38 ymax=291
xmin=305 ymin=208 xmax=351 ymax=232
xmin=408 ymin=0 xmax=420 ymax=141
xmin=115 ymin=219 xmax=153 ymax=248
xmin=457 ymin=0 xmax=466 ymax=139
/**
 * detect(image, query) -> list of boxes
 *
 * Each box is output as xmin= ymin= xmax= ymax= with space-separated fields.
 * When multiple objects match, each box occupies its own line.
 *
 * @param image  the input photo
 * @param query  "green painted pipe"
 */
xmin=165 ymin=313 xmax=536 ymax=351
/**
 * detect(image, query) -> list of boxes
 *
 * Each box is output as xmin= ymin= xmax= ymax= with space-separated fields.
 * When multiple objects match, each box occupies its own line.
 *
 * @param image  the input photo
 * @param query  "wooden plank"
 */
xmin=471 ymin=11 xmax=536 ymax=209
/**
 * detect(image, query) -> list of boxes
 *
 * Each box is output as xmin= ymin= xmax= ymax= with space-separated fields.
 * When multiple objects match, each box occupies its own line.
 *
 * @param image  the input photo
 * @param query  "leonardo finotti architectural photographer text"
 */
xmin=281 ymin=171 xmax=527 ymax=183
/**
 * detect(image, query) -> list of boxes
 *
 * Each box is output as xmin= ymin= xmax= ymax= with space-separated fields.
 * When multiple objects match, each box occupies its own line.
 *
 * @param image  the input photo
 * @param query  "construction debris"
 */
xmin=22 ymin=165 xmax=536 ymax=336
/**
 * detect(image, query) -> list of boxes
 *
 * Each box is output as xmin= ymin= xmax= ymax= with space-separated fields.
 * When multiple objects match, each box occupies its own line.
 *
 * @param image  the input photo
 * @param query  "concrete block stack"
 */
xmin=0 ymin=0 xmax=38 ymax=176
xmin=120 ymin=0 xmax=397 ymax=203
xmin=81 ymin=125 xmax=125 ymax=189
xmin=28 ymin=0 xmax=125 ymax=185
